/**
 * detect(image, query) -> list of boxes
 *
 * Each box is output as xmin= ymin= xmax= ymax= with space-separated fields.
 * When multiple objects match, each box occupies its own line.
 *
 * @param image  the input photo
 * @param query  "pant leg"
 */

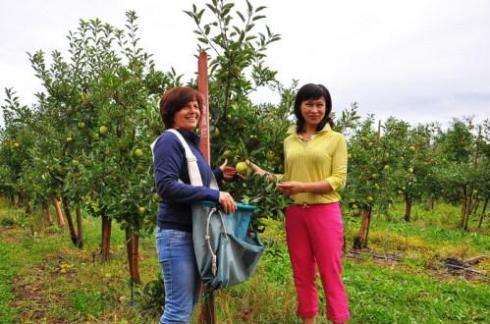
xmin=156 ymin=227 xmax=200 ymax=324
xmin=306 ymin=203 xmax=350 ymax=322
xmin=286 ymin=206 xmax=318 ymax=318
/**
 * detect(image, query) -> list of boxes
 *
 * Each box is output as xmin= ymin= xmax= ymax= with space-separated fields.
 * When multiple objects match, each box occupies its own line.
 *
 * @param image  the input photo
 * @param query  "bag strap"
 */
xmin=167 ymin=129 xmax=203 ymax=186
xmin=206 ymin=207 xmax=229 ymax=275
xmin=150 ymin=129 xmax=219 ymax=189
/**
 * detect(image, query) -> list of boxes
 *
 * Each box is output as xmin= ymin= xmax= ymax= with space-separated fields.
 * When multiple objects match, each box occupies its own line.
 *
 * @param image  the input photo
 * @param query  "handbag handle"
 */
xmin=206 ymin=207 xmax=229 ymax=275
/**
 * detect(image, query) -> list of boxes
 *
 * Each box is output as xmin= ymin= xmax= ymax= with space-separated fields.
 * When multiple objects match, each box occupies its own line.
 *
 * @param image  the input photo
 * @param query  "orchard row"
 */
xmin=1 ymin=2 xmax=489 ymax=282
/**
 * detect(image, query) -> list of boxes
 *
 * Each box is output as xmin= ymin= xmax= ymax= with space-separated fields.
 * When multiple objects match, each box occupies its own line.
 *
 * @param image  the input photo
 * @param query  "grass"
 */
xmin=0 ymin=199 xmax=160 ymax=323
xmin=0 ymin=243 xmax=18 ymax=323
xmin=0 ymin=198 xmax=489 ymax=323
xmin=0 ymin=204 xmax=25 ymax=323
xmin=345 ymin=262 xmax=490 ymax=323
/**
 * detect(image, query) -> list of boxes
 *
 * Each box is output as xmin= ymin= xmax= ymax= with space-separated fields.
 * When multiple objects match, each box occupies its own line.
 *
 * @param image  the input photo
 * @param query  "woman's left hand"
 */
xmin=220 ymin=159 xmax=237 ymax=181
xmin=277 ymin=181 xmax=305 ymax=195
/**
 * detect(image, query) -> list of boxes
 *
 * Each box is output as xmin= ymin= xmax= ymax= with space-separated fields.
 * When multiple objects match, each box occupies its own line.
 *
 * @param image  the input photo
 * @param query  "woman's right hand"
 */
xmin=246 ymin=160 xmax=267 ymax=176
xmin=247 ymin=160 xmax=274 ymax=181
xmin=219 ymin=191 xmax=237 ymax=213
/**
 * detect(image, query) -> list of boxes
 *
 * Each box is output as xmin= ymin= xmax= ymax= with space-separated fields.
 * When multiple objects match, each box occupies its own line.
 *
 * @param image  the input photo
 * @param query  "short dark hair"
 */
xmin=294 ymin=83 xmax=333 ymax=133
xmin=159 ymin=87 xmax=203 ymax=129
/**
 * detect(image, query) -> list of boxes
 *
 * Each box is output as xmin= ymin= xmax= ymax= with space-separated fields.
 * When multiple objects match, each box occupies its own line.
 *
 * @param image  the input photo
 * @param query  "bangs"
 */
xmin=299 ymin=84 xmax=326 ymax=101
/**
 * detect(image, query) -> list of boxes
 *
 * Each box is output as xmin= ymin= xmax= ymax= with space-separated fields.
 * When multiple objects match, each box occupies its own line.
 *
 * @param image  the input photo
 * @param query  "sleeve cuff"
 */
xmin=213 ymin=167 xmax=224 ymax=182
xmin=325 ymin=177 xmax=339 ymax=191
xmin=206 ymin=188 xmax=220 ymax=202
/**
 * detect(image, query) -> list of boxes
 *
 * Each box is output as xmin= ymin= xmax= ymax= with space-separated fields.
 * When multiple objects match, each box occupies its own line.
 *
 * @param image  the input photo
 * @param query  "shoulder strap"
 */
xmin=151 ymin=129 xmax=219 ymax=190
xmin=150 ymin=137 xmax=160 ymax=162
xmin=166 ymin=129 xmax=203 ymax=186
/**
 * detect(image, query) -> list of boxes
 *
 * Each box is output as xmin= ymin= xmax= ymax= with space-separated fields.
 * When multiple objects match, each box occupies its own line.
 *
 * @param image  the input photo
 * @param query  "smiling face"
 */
xmin=300 ymin=97 xmax=326 ymax=129
xmin=172 ymin=100 xmax=201 ymax=130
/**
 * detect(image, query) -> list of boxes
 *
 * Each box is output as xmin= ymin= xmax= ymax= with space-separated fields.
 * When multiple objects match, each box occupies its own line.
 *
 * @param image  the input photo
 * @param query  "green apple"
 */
xmin=99 ymin=126 xmax=109 ymax=135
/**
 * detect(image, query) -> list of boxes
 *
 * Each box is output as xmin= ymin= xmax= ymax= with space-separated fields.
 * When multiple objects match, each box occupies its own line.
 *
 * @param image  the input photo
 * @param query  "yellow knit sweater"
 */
xmin=282 ymin=123 xmax=348 ymax=204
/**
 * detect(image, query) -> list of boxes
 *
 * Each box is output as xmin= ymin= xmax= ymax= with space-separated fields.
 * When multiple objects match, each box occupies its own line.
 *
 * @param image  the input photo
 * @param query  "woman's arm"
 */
xmin=277 ymin=134 xmax=348 ymax=195
xmin=247 ymin=160 xmax=282 ymax=182
xmin=324 ymin=135 xmax=348 ymax=191
xmin=277 ymin=180 xmax=333 ymax=195
xmin=213 ymin=159 xmax=237 ymax=182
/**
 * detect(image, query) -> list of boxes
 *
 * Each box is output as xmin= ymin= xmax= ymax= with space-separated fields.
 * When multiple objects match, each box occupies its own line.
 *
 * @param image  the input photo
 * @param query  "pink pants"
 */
xmin=286 ymin=203 xmax=350 ymax=322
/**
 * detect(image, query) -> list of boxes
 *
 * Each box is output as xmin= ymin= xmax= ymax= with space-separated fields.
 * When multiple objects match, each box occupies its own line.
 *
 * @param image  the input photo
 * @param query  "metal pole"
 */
xmin=197 ymin=51 xmax=216 ymax=324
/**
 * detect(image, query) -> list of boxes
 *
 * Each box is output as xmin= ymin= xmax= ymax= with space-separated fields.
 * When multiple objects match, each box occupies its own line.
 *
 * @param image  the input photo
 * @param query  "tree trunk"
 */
xmin=459 ymin=197 xmax=466 ymax=229
xmin=5 ymin=192 xmax=15 ymax=206
xmin=25 ymin=200 xmax=33 ymax=216
xmin=62 ymin=197 xmax=80 ymax=247
xmin=472 ymin=199 xmax=480 ymax=216
xmin=43 ymin=203 xmax=53 ymax=225
xmin=353 ymin=207 xmax=372 ymax=250
xmin=404 ymin=192 xmax=412 ymax=222
xmin=478 ymin=198 xmax=488 ymax=228
xmin=464 ymin=191 xmax=472 ymax=231
xmin=51 ymin=193 xmax=65 ymax=227
xmin=15 ymin=193 xmax=22 ymax=208
xmin=460 ymin=188 xmax=468 ymax=229
xmin=427 ymin=194 xmax=435 ymax=210
xmin=101 ymin=215 xmax=112 ymax=261
xmin=125 ymin=227 xmax=141 ymax=284
xmin=75 ymin=206 xmax=84 ymax=249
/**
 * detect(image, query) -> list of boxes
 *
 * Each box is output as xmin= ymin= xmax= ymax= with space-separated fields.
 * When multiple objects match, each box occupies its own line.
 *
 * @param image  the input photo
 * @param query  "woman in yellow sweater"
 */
xmin=251 ymin=83 xmax=350 ymax=324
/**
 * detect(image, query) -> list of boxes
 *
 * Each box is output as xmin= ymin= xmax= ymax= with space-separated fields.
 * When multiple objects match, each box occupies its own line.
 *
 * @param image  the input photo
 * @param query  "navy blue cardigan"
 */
xmin=153 ymin=129 xmax=222 ymax=232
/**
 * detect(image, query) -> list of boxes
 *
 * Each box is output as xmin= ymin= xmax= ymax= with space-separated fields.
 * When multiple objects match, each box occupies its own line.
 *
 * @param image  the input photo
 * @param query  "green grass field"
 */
xmin=0 ymin=199 xmax=489 ymax=323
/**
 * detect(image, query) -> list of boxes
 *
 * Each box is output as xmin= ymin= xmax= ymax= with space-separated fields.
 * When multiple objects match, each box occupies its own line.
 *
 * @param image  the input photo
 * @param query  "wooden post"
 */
xmin=198 ymin=51 xmax=210 ymax=164
xmin=197 ymin=51 xmax=216 ymax=324
xmin=51 ymin=192 xmax=65 ymax=227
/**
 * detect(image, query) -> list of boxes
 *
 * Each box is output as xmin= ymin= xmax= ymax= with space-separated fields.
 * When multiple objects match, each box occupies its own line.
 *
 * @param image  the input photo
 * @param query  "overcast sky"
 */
xmin=1 ymin=0 xmax=489 ymax=127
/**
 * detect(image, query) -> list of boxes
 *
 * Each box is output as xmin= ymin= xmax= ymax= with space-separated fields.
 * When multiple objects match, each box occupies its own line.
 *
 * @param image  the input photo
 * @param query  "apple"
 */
xmin=235 ymin=161 xmax=250 ymax=175
xmin=266 ymin=151 xmax=275 ymax=161
xmin=134 ymin=148 xmax=144 ymax=157
xmin=223 ymin=150 xmax=232 ymax=158
xmin=99 ymin=126 xmax=109 ymax=135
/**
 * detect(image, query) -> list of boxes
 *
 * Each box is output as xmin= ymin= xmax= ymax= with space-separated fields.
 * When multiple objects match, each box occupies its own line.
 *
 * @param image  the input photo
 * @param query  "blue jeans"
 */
xmin=155 ymin=227 xmax=201 ymax=324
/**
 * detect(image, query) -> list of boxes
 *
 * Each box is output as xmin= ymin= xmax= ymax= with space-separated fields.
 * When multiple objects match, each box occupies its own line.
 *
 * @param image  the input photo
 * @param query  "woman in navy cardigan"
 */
xmin=153 ymin=87 xmax=237 ymax=324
